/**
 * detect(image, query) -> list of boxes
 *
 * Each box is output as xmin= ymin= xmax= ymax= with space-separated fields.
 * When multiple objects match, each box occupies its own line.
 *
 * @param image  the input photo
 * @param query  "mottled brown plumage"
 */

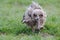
xmin=22 ymin=2 xmax=47 ymax=32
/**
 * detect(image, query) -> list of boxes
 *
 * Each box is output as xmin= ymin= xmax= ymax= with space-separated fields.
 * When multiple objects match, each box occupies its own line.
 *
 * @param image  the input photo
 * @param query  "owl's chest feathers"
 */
xmin=26 ymin=20 xmax=37 ymax=27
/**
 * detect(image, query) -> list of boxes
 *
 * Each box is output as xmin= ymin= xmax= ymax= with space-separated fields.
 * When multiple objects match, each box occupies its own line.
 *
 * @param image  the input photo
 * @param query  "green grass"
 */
xmin=0 ymin=0 xmax=60 ymax=40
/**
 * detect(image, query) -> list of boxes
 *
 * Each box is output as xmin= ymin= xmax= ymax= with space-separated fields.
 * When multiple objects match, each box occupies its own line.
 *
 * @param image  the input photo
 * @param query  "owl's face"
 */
xmin=32 ymin=9 xmax=44 ymax=21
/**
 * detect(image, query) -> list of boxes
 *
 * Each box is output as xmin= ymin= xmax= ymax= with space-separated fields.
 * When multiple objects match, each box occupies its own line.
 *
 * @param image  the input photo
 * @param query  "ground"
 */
xmin=0 ymin=0 xmax=60 ymax=40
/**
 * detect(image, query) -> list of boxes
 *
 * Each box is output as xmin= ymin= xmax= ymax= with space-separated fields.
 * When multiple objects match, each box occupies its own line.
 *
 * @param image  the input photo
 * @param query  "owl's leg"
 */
xmin=31 ymin=26 xmax=35 ymax=32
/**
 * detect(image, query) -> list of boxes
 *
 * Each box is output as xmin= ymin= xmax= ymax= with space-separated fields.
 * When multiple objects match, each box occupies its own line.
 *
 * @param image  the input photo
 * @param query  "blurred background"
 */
xmin=0 ymin=0 xmax=60 ymax=40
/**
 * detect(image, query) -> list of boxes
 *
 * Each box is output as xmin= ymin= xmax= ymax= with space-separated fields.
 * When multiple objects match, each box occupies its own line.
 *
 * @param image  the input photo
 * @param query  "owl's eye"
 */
xmin=33 ymin=14 xmax=37 ymax=17
xmin=39 ymin=14 xmax=43 ymax=17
